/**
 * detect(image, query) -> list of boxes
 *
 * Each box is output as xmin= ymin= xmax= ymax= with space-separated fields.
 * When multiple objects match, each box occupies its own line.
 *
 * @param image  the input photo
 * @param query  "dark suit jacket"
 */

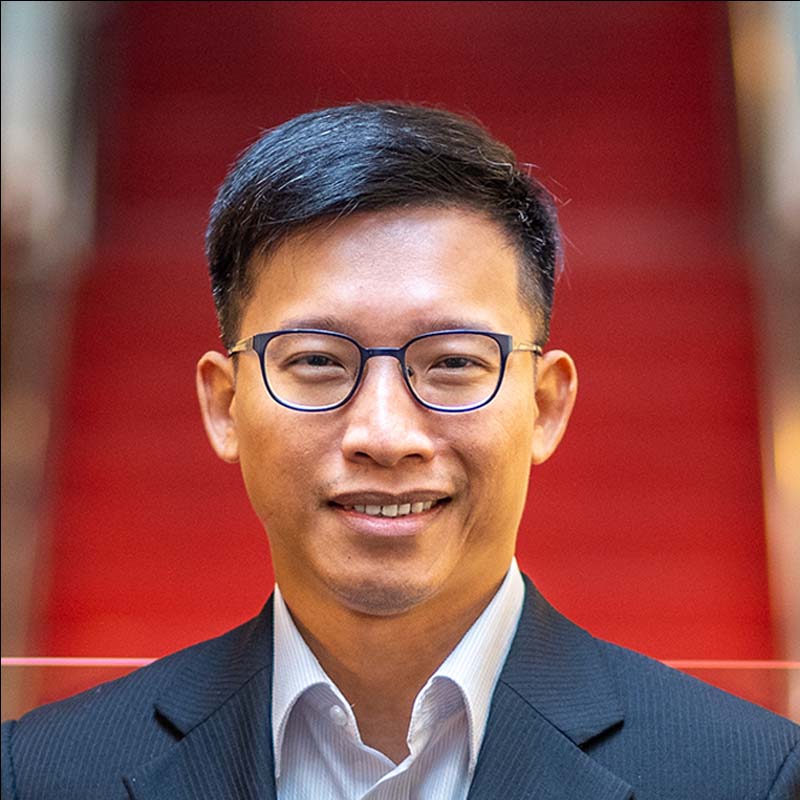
xmin=3 ymin=577 xmax=799 ymax=799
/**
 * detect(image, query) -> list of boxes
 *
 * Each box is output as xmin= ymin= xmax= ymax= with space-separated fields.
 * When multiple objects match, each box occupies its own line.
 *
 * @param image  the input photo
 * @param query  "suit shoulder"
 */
xmin=10 ymin=631 xmax=207 ymax=730
xmin=8 ymin=611 xmax=265 ymax=727
xmin=597 ymin=637 xmax=798 ymax=735
xmin=592 ymin=637 xmax=800 ymax=796
xmin=2 ymin=653 xmax=179 ymax=799
xmin=595 ymin=639 xmax=800 ymax=728
xmin=2 ymin=613 xmax=266 ymax=799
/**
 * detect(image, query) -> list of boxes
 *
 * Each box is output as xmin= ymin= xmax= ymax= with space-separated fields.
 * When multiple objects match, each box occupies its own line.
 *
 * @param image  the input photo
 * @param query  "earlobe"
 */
xmin=196 ymin=351 xmax=240 ymax=463
xmin=531 ymin=349 xmax=578 ymax=465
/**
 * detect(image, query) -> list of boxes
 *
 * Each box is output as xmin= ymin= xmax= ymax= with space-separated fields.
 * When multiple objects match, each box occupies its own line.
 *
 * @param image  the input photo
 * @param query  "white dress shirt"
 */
xmin=272 ymin=559 xmax=525 ymax=800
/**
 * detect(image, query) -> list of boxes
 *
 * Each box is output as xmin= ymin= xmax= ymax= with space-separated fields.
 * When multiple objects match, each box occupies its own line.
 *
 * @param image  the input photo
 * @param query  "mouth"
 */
xmin=340 ymin=499 xmax=445 ymax=517
xmin=328 ymin=493 xmax=451 ymax=519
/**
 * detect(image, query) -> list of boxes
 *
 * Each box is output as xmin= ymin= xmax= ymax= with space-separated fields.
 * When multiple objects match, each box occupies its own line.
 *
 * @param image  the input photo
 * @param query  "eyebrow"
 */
xmin=277 ymin=315 xmax=499 ymax=335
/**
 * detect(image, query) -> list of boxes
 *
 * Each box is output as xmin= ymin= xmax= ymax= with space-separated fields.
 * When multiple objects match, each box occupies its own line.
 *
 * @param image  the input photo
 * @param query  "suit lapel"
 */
xmin=124 ymin=599 xmax=277 ymax=800
xmin=123 ymin=579 xmax=630 ymax=799
xmin=468 ymin=578 xmax=632 ymax=800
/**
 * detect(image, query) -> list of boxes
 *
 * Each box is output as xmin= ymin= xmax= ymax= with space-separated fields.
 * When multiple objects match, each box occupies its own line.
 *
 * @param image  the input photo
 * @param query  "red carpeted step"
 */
xmin=34 ymin=3 xmax=771 ymax=698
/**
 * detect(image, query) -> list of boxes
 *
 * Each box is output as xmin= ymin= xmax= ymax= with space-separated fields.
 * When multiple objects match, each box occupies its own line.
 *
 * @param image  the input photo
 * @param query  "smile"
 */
xmin=343 ymin=501 xmax=436 ymax=517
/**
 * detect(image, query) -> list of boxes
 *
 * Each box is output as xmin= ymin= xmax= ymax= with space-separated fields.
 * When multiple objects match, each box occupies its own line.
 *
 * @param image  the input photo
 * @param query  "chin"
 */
xmin=328 ymin=575 xmax=437 ymax=617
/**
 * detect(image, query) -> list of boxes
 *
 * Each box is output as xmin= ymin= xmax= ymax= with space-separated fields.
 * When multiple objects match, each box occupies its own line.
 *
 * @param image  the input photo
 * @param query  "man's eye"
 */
xmin=302 ymin=354 xmax=337 ymax=367
xmin=432 ymin=356 xmax=477 ymax=370
xmin=283 ymin=353 xmax=347 ymax=371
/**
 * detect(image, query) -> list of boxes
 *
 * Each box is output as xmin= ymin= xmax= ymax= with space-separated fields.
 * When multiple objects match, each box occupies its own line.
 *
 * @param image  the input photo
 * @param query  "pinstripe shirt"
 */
xmin=272 ymin=559 xmax=524 ymax=800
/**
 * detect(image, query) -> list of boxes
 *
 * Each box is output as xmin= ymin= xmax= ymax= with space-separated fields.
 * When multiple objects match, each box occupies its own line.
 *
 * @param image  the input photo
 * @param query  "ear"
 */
xmin=531 ymin=349 xmax=578 ymax=465
xmin=196 ymin=350 xmax=240 ymax=463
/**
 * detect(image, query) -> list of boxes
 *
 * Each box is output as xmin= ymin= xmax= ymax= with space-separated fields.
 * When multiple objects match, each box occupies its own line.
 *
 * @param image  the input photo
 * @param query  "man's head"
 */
xmin=197 ymin=104 xmax=577 ymax=623
xmin=205 ymin=102 xmax=561 ymax=349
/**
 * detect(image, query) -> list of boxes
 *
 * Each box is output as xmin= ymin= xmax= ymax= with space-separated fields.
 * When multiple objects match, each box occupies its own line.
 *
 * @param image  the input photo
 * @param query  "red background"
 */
xmin=33 ymin=3 xmax=771 ymax=693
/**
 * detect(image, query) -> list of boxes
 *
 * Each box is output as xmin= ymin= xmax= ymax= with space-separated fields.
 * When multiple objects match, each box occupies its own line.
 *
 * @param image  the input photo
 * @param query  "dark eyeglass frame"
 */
xmin=228 ymin=328 xmax=543 ymax=413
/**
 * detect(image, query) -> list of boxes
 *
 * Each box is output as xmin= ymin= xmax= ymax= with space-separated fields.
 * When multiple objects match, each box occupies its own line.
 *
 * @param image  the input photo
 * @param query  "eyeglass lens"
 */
xmin=263 ymin=332 xmax=503 ymax=409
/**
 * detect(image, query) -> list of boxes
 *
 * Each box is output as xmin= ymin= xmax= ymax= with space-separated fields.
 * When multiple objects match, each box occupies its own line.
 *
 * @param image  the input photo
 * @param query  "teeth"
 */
xmin=346 ymin=500 xmax=439 ymax=517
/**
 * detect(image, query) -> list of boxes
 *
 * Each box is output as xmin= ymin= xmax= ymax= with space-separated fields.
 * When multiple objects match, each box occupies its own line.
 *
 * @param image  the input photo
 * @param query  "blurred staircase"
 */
xmin=34 ymin=3 xmax=772 ymax=700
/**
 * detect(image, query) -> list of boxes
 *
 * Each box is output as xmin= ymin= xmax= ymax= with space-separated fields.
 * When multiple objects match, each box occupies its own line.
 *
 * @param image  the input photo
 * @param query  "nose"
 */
xmin=340 ymin=358 xmax=436 ymax=467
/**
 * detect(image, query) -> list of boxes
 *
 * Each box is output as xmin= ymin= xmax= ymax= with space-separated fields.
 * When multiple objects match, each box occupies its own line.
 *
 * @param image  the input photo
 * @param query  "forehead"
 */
xmin=241 ymin=207 xmax=535 ymax=343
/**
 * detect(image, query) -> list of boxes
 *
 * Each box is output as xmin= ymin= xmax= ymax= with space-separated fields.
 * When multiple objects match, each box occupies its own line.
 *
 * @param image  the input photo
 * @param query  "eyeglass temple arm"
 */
xmin=514 ymin=341 xmax=543 ymax=355
xmin=226 ymin=335 xmax=542 ymax=357
xmin=227 ymin=336 xmax=254 ymax=356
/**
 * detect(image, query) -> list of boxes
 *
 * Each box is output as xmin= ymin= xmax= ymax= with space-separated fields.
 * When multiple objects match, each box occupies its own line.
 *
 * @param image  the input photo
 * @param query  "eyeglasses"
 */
xmin=228 ymin=329 xmax=542 ymax=413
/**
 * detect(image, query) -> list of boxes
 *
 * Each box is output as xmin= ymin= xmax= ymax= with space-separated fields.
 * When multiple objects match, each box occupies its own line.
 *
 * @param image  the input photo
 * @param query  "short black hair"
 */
xmin=206 ymin=102 xmax=561 ymax=348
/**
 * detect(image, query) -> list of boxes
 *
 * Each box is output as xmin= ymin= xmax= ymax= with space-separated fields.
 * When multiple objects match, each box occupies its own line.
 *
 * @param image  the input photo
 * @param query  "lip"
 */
xmin=328 ymin=493 xmax=450 ymax=537
xmin=328 ymin=489 xmax=450 ymax=507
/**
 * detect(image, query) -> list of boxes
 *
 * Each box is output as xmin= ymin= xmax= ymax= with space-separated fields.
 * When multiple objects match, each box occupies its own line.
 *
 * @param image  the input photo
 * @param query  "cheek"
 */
xmin=451 ymin=408 xmax=535 ymax=494
xmin=235 ymin=415 xmax=296 ymax=514
xmin=235 ymin=408 xmax=337 ymax=522
xmin=466 ymin=384 xmax=536 ymax=458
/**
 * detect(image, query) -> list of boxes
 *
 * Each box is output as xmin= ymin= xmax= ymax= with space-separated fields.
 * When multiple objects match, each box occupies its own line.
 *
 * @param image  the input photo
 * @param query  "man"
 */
xmin=2 ymin=103 xmax=798 ymax=799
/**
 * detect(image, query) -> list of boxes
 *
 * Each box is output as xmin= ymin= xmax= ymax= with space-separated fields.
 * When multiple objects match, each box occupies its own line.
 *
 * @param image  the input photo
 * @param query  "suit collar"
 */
xmin=467 ymin=576 xmax=631 ymax=799
xmin=502 ymin=576 xmax=625 ymax=746
xmin=124 ymin=598 xmax=277 ymax=800
xmin=152 ymin=598 xmax=274 ymax=736
xmin=124 ymin=578 xmax=629 ymax=800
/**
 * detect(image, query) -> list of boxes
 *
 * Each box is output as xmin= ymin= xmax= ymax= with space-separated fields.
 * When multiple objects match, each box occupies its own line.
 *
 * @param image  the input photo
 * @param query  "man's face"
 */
xmin=211 ymin=207 xmax=567 ymax=618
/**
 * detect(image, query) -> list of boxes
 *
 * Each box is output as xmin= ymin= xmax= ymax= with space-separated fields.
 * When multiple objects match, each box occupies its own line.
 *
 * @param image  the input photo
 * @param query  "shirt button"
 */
xmin=329 ymin=705 xmax=348 ymax=727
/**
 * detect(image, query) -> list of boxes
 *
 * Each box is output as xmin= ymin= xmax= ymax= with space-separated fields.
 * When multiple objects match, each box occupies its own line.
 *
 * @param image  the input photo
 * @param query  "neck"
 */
xmin=279 ymin=566 xmax=508 ymax=762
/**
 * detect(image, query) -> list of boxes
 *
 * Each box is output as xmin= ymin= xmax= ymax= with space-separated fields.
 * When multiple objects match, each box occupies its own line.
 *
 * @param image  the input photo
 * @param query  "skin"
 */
xmin=197 ymin=206 xmax=577 ymax=762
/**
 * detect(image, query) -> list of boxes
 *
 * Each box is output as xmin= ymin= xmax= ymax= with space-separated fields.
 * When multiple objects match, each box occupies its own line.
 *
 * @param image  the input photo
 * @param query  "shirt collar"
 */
xmin=271 ymin=559 xmax=524 ymax=776
xmin=271 ymin=584 xmax=348 ymax=778
xmin=428 ymin=558 xmax=524 ymax=772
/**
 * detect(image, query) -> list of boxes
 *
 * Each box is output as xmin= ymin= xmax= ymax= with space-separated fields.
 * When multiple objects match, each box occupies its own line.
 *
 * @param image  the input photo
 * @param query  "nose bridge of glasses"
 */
xmin=360 ymin=347 xmax=411 ymax=383
xmin=345 ymin=350 xmax=418 ymax=418
xmin=363 ymin=345 xmax=406 ymax=361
